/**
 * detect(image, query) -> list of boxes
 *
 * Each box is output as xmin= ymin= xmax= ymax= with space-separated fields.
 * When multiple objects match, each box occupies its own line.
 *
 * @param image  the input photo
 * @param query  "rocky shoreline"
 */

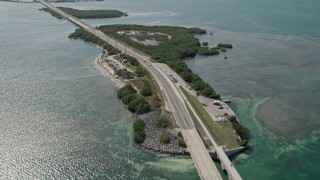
xmin=138 ymin=110 xmax=187 ymax=155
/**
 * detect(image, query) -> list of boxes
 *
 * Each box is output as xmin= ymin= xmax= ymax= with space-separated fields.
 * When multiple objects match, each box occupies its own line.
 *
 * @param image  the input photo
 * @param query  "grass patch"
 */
xmin=131 ymin=75 xmax=161 ymax=109
xmin=181 ymin=87 xmax=240 ymax=149
xmin=155 ymin=115 xmax=170 ymax=128
xmin=114 ymin=55 xmax=134 ymax=69
xmin=217 ymin=121 xmax=241 ymax=149
xmin=115 ymin=69 xmax=134 ymax=79
xmin=141 ymin=80 xmax=152 ymax=96
xmin=162 ymin=110 xmax=177 ymax=129
xmin=178 ymin=138 xmax=187 ymax=148
xmin=159 ymin=136 xmax=171 ymax=144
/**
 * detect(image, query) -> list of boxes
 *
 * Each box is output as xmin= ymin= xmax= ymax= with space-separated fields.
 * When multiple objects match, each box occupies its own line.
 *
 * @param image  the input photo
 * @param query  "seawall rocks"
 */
xmin=139 ymin=110 xmax=187 ymax=155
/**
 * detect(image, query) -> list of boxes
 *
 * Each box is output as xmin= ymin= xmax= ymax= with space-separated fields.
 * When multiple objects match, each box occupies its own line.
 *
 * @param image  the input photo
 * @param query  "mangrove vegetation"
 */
xmin=68 ymin=28 xmax=121 ymax=56
xmin=40 ymin=7 xmax=126 ymax=19
xmin=228 ymin=116 xmax=250 ymax=146
xmin=133 ymin=119 xmax=145 ymax=144
xmin=217 ymin=43 xmax=233 ymax=49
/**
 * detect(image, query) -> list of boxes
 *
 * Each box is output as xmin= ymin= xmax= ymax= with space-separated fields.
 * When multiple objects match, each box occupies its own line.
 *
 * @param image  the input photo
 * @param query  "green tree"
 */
xmin=141 ymin=87 xmax=152 ymax=96
xmin=228 ymin=116 xmax=250 ymax=141
xmin=120 ymin=54 xmax=139 ymax=66
xmin=133 ymin=119 xmax=145 ymax=144
xmin=141 ymin=80 xmax=152 ymax=96
xmin=128 ymin=97 xmax=151 ymax=114
xmin=117 ymin=84 xmax=136 ymax=99
xmin=179 ymin=71 xmax=193 ymax=83
xmin=133 ymin=119 xmax=145 ymax=131
xmin=135 ymin=65 xmax=147 ymax=77
xmin=155 ymin=115 xmax=170 ymax=128
xmin=122 ymin=94 xmax=137 ymax=105
xmin=115 ymin=69 xmax=134 ymax=79
xmin=159 ymin=136 xmax=171 ymax=144
xmin=178 ymin=138 xmax=187 ymax=147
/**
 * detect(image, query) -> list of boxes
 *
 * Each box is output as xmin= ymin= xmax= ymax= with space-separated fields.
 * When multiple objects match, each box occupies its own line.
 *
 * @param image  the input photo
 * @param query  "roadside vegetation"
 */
xmin=155 ymin=115 xmax=170 ymax=128
xmin=177 ymin=132 xmax=187 ymax=147
xmin=40 ymin=7 xmax=126 ymax=19
xmin=119 ymin=54 xmax=140 ymax=66
xmin=178 ymin=138 xmax=187 ymax=147
xmin=185 ymin=104 xmax=213 ymax=149
xmin=103 ymin=44 xmax=121 ymax=55
xmin=135 ymin=65 xmax=147 ymax=77
xmin=141 ymin=80 xmax=152 ymax=96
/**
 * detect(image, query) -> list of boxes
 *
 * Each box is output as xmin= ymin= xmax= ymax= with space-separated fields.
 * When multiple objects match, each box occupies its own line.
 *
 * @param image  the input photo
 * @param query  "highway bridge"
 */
xmin=37 ymin=1 xmax=242 ymax=179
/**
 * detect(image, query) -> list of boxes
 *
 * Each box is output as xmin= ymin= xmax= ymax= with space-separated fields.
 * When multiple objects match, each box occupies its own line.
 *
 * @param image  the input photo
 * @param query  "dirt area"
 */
xmin=117 ymin=30 xmax=171 ymax=46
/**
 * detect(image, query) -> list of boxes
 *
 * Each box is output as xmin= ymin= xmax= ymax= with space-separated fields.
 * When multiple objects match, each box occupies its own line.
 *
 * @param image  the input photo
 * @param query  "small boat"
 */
xmin=223 ymin=100 xmax=231 ymax=103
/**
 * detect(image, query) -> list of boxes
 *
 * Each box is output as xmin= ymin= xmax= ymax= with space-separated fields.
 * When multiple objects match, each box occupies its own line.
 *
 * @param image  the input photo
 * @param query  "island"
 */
xmin=40 ymin=7 xmax=127 ymax=19
xmin=68 ymin=25 xmax=250 ymax=155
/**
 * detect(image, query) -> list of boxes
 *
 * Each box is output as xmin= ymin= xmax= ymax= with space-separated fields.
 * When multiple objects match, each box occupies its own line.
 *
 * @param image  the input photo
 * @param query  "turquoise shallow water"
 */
xmin=1 ymin=0 xmax=320 ymax=179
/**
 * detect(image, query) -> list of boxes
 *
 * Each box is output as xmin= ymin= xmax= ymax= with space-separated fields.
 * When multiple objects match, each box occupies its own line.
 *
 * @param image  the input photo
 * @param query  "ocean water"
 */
xmin=1 ymin=0 xmax=320 ymax=179
xmin=0 ymin=2 xmax=199 ymax=179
